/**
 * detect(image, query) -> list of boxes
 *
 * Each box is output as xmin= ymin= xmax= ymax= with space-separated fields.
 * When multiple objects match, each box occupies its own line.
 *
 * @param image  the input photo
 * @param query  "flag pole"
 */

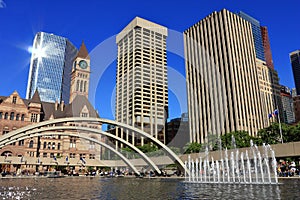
xmin=276 ymin=108 xmax=283 ymax=144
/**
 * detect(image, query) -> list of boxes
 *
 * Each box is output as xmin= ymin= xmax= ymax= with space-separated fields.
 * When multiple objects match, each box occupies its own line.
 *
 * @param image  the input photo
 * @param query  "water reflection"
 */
xmin=0 ymin=177 xmax=298 ymax=199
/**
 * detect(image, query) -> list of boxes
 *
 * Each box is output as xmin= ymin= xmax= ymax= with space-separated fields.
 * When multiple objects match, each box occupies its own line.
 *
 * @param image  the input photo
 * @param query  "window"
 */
xmin=43 ymin=153 xmax=47 ymax=158
xmin=16 ymin=114 xmax=19 ymax=121
xmin=10 ymin=112 xmax=14 ymax=120
xmin=81 ymin=113 xmax=88 ymax=117
xmin=70 ymin=137 xmax=76 ymax=148
xmin=4 ymin=112 xmax=8 ymax=120
xmin=80 ymin=80 xmax=83 ymax=92
xmin=12 ymin=96 xmax=17 ymax=104
xmin=50 ymin=153 xmax=54 ymax=158
xmin=57 ymin=143 xmax=61 ymax=150
xmin=2 ymin=130 xmax=9 ymax=135
xmin=89 ymin=154 xmax=95 ymax=159
xmin=79 ymin=154 xmax=86 ymax=159
xmin=29 ymin=140 xmax=34 ymax=148
xmin=69 ymin=153 xmax=76 ymax=158
xmin=31 ymin=113 xmax=38 ymax=122
xmin=84 ymin=81 xmax=87 ymax=92
xmin=18 ymin=140 xmax=24 ymax=146
xmin=89 ymin=141 xmax=95 ymax=150
xmin=48 ymin=142 xmax=51 ymax=150
xmin=43 ymin=142 xmax=47 ymax=149
xmin=0 ymin=112 xmax=2 ymax=119
xmin=52 ymin=142 xmax=55 ymax=150
xmin=21 ymin=114 xmax=25 ymax=121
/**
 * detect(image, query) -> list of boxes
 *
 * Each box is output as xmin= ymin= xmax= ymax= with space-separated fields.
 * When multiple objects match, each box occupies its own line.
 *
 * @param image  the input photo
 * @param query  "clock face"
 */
xmin=79 ymin=60 xmax=88 ymax=69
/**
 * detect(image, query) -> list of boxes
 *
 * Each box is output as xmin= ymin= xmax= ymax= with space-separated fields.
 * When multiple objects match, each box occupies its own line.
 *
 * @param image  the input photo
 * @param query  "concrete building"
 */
xmin=290 ymin=50 xmax=300 ymax=95
xmin=256 ymin=59 xmax=282 ymax=126
xmin=26 ymin=32 xmax=78 ymax=103
xmin=115 ymin=17 xmax=168 ymax=146
xmin=184 ymin=9 xmax=265 ymax=144
xmin=280 ymin=86 xmax=295 ymax=124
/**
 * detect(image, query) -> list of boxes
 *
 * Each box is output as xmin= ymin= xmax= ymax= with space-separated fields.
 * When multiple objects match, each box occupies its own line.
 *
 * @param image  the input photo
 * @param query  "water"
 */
xmin=0 ymin=177 xmax=299 ymax=199
xmin=186 ymin=140 xmax=278 ymax=184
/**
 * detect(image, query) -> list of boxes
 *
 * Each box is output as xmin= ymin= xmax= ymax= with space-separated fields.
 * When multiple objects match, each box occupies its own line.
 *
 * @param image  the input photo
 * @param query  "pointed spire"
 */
xmin=77 ymin=41 xmax=90 ymax=59
xmin=31 ymin=89 xmax=41 ymax=103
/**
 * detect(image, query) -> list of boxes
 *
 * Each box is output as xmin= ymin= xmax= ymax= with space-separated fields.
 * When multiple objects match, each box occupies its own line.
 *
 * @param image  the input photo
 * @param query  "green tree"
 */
xmin=184 ymin=142 xmax=202 ymax=154
xmin=219 ymin=131 xmax=255 ymax=149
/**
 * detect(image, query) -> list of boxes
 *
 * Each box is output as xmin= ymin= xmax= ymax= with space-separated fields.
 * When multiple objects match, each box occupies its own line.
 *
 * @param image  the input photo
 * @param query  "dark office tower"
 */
xmin=184 ymin=9 xmax=264 ymax=144
xmin=238 ymin=11 xmax=265 ymax=61
xmin=261 ymin=26 xmax=274 ymax=69
xmin=26 ymin=32 xmax=78 ymax=103
xmin=290 ymin=50 xmax=300 ymax=95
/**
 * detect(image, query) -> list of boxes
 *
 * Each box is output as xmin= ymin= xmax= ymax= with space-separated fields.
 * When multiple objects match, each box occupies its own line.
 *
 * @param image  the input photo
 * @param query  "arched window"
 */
xmin=18 ymin=140 xmax=24 ymax=146
xmin=48 ymin=142 xmax=51 ymax=150
xmin=16 ymin=114 xmax=20 ymax=121
xmin=21 ymin=114 xmax=25 ymax=121
xmin=29 ymin=140 xmax=34 ymax=148
xmin=43 ymin=142 xmax=47 ymax=149
xmin=4 ymin=112 xmax=8 ymax=120
xmin=10 ymin=112 xmax=14 ymax=120
xmin=80 ymin=80 xmax=83 ymax=92
xmin=0 ymin=112 xmax=2 ymax=119
xmin=76 ymin=80 xmax=80 ymax=91
xmin=84 ymin=81 xmax=87 ymax=92
xmin=52 ymin=142 xmax=55 ymax=150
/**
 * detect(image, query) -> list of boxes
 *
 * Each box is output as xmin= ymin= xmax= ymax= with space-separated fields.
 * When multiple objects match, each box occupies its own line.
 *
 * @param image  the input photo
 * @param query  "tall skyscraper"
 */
xmin=240 ymin=11 xmax=282 ymax=124
xmin=256 ymin=59 xmax=281 ymax=126
xmin=238 ymin=11 xmax=265 ymax=61
xmin=184 ymin=9 xmax=264 ymax=144
xmin=115 ymin=17 xmax=168 ymax=146
xmin=261 ymin=26 xmax=274 ymax=69
xmin=290 ymin=50 xmax=300 ymax=95
xmin=280 ymin=86 xmax=295 ymax=124
xmin=26 ymin=32 xmax=78 ymax=103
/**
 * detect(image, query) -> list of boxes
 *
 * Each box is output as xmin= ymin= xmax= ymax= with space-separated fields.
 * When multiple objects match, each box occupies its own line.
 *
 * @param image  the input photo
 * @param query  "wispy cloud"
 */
xmin=0 ymin=0 xmax=6 ymax=8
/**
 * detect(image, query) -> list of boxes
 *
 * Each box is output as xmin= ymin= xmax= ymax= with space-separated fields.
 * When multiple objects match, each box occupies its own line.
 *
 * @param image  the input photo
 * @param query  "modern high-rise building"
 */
xmin=256 ymin=59 xmax=281 ymax=126
xmin=26 ymin=32 xmax=78 ymax=103
xmin=115 ymin=17 xmax=168 ymax=146
xmin=290 ymin=50 xmax=300 ymax=95
xmin=239 ymin=11 xmax=282 ymax=123
xmin=238 ymin=11 xmax=265 ymax=61
xmin=280 ymin=86 xmax=295 ymax=124
xmin=184 ymin=9 xmax=264 ymax=144
xmin=261 ymin=26 xmax=274 ymax=69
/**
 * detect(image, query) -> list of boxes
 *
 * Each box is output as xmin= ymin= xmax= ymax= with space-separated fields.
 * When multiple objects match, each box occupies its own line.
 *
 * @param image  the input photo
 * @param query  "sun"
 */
xmin=27 ymin=45 xmax=47 ymax=60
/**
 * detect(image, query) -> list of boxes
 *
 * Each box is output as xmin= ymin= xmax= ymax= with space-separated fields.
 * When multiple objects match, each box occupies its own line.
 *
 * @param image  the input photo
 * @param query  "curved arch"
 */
xmin=0 ymin=117 xmax=189 ymax=174
xmin=0 ymin=126 xmax=162 ymax=174
xmin=1 ymin=131 xmax=140 ymax=175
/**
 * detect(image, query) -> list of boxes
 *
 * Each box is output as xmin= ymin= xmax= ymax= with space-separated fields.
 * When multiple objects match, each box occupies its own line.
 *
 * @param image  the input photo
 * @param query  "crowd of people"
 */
xmin=278 ymin=161 xmax=299 ymax=177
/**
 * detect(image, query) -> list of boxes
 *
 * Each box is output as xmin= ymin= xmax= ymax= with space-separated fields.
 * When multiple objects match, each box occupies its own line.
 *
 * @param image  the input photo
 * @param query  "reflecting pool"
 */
xmin=0 ymin=177 xmax=299 ymax=199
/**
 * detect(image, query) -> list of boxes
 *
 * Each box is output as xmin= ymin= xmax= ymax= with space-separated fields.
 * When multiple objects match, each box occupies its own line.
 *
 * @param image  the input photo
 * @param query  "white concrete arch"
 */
xmin=0 ymin=125 xmax=161 ymax=174
xmin=0 ymin=131 xmax=141 ymax=175
xmin=0 ymin=117 xmax=189 ymax=174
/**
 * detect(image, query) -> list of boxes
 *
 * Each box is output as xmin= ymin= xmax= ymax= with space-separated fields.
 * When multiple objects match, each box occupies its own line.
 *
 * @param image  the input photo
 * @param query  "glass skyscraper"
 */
xmin=290 ymin=50 xmax=300 ymax=95
xmin=26 ymin=32 xmax=78 ymax=103
xmin=238 ymin=11 xmax=265 ymax=61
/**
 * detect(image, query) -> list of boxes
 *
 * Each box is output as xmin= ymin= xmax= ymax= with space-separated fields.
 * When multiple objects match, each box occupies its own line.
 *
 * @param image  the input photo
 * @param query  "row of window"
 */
xmin=0 ymin=112 xmax=25 ymax=121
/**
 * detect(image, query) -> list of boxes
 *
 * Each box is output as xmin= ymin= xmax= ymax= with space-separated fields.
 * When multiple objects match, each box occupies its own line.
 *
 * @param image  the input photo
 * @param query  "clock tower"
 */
xmin=69 ymin=41 xmax=91 ymax=103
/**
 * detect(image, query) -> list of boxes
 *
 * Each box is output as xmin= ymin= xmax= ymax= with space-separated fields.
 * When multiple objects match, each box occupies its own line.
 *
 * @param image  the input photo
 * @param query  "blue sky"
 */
xmin=0 ymin=0 xmax=299 ymax=121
